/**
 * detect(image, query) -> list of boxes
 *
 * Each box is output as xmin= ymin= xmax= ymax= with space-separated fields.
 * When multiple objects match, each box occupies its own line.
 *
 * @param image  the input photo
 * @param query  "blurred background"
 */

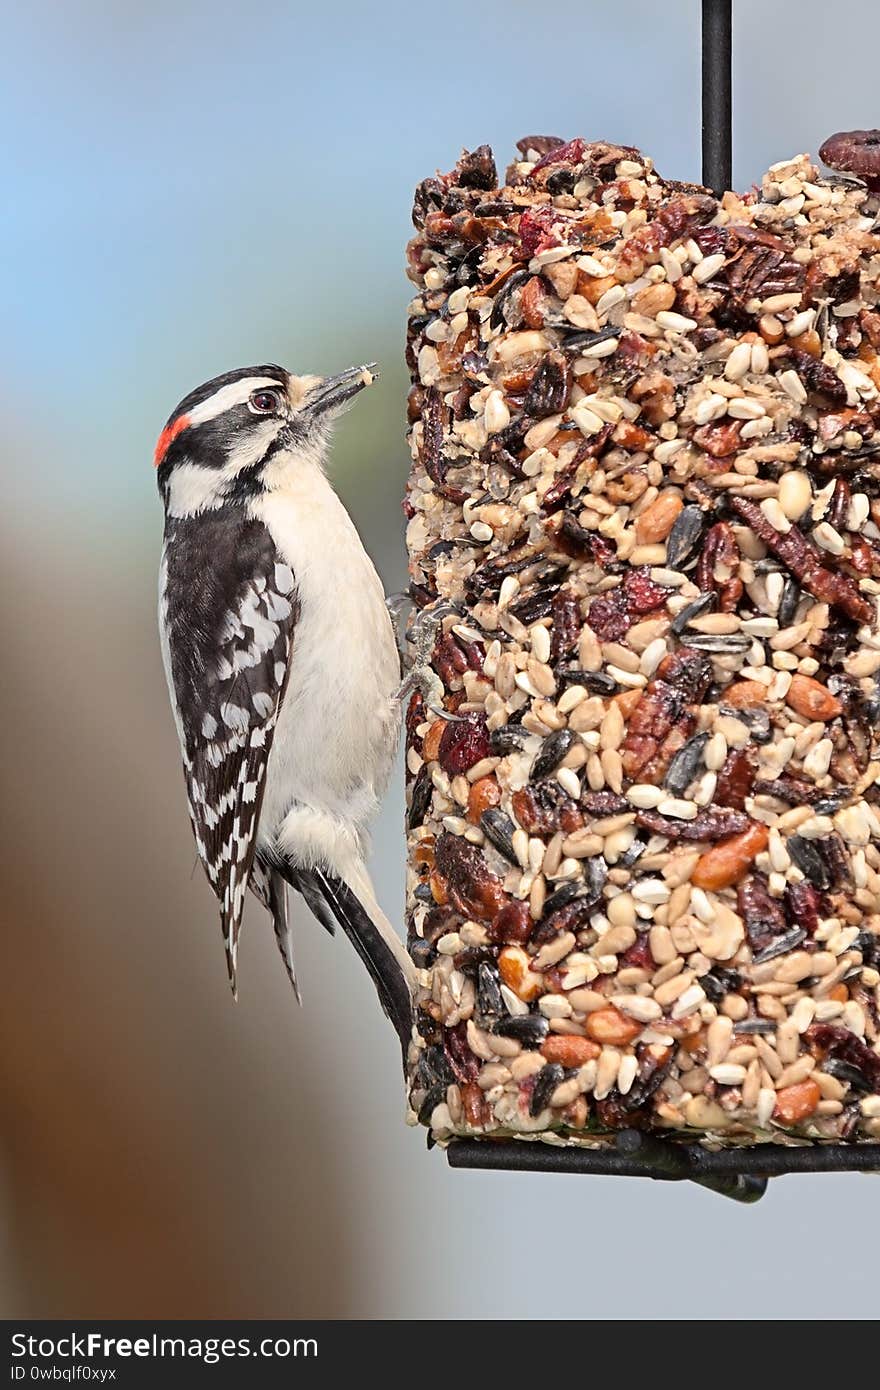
xmin=2 ymin=0 xmax=878 ymax=1319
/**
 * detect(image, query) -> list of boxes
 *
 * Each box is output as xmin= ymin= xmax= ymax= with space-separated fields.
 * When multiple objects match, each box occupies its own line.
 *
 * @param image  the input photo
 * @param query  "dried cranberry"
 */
xmin=488 ymin=899 xmax=532 ymax=945
xmin=444 ymin=1021 xmax=479 ymax=1083
xmin=437 ymin=714 xmax=490 ymax=775
xmin=737 ymin=875 xmax=786 ymax=950
xmin=550 ymin=588 xmax=582 ymax=662
xmin=512 ymin=781 xmax=583 ymax=835
xmin=587 ymin=586 xmax=629 ymax=640
xmin=587 ymin=567 xmax=668 ymax=640
xmin=620 ymin=932 xmax=654 ymax=969
xmin=807 ymin=1024 xmax=880 ymax=1091
xmin=691 ymin=224 xmax=728 ymax=258
xmin=518 ymin=206 xmax=559 ymax=260
xmin=531 ymin=137 xmax=586 ymax=173
xmin=784 ymin=880 xmax=827 ymax=937
xmin=789 ymin=349 xmax=848 ymax=408
xmin=624 ymin=566 xmax=670 ymax=614
xmin=660 ymin=648 xmax=713 ymax=699
xmin=714 ymin=747 xmax=756 ymax=810
xmin=434 ymin=832 xmax=507 ymax=922
xmin=655 ymin=193 xmax=718 ymax=244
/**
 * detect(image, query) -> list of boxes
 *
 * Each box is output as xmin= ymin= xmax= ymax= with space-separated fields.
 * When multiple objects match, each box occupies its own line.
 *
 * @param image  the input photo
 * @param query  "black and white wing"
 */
xmin=159 ymin=506 xmax=298 ymax=990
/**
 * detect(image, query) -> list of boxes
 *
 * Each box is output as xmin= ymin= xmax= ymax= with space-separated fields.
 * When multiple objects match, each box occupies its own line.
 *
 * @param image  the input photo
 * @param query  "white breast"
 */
xmin=249 ymin=457 xmax=401 ymax=854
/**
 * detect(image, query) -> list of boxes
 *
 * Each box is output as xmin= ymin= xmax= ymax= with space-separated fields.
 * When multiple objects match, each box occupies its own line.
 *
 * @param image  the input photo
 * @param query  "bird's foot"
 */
xmin=396 ymin=664 xmax=445 ymax=713
xmin=394 ymin=602 xmax=456 ymax=712
xmin=385 ymin=591 xmax=411 ymax=665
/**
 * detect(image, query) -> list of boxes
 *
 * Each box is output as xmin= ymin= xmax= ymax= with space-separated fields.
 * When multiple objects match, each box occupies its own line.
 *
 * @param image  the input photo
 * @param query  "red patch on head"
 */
xmin=153 ymin=413 xmax=191 ymax=467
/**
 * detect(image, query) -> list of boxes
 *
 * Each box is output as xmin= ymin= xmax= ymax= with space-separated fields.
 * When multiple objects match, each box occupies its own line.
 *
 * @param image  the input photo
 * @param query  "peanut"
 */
xmin=577 ymin=272 xmax=617 ymax=305
xmin=786 ymin=674 xmax=842 ymax=722
xmin=585 ymin=1006 xmax=642 ymax=1046
xmin=429 ymin=870 xmax=448 ymax=905
xmin=423 ymin=719 xmax=444 ymax=763
xmin=635 ymin=490 xmax=683 ymax=544
xmin=613 ymin=688 xmax=643 ymax=719
xmin=773 ymin=1079 xmax=821 ymax=1126
xmin=466 ymin=776 xmax=501 ymax=825
xmin=498 ymin=946 xmax=544 ymax=1002
xmin=540 ymin=1035 xmax=600 ymax=1067
xmin=722 ymin=680 xmax=768 ymax=708
xmin=789 ymin=328 xmax=821 ymax=358
xmin=691 ymin=822 xmax=769 ymax=891
xmin=631 ymin=281 xmax=677 ymax=319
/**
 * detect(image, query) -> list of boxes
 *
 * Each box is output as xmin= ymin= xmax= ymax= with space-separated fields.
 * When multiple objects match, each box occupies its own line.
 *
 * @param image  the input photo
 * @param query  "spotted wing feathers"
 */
xmin=161 ymin=510 xmax=298 ymax=989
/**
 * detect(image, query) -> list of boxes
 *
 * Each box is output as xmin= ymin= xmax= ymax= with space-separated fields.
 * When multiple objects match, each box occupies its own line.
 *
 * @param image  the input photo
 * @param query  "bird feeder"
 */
xmin=391 ymin=0 xmax=880 ymax=1201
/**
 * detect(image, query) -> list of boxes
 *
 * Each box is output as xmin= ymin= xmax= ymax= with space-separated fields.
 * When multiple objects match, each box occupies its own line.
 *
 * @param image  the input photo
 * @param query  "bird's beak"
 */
xmin=304 ymin=363 xmax=379 ymax=418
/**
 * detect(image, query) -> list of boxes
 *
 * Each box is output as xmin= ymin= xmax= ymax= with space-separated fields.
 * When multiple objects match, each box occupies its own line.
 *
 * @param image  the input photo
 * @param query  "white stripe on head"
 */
xmin=186 ymin=376 xmax=284 ymax=426
xmin=166 ymin=420 xmax=285 ymax=516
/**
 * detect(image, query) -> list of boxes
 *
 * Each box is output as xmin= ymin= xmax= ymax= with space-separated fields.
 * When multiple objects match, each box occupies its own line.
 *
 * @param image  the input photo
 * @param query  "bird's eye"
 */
xmin=249 ymin=389 xmax=281 ymax=414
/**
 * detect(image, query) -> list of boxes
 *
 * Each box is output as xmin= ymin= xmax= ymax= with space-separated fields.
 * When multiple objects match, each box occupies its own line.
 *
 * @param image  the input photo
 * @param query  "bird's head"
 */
xmin=154 ymin=362 xmax=377 ymax=513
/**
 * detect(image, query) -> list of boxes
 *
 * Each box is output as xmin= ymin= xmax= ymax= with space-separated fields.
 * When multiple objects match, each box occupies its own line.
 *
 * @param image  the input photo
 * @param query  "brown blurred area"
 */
xmin=0 ymin=526 xmax=370 ymax=1315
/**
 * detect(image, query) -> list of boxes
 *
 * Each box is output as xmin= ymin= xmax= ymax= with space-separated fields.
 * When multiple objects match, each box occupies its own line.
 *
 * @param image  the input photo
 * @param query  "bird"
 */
xmin=155 ymin=362 xmax=415 ymax=1048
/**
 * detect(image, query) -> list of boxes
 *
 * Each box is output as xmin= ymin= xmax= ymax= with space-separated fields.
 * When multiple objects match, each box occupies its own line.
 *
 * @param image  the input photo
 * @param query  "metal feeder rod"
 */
xmin=702 ymin=0 xmax=733 ymax=193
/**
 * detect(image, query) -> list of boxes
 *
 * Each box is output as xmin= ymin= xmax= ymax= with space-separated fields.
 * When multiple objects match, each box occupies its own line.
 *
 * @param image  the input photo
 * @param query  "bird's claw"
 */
xmin=391 ymin=600 xmax=454 ymax=712
xmin=396 ymin=665 xmax=445 ymax=711
xmin=385 ymin=591 xmax=411 ymax=664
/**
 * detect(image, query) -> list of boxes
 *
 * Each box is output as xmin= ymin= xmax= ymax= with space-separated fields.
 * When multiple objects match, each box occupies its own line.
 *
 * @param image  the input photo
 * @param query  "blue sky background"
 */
xmin=2 ymin=0 xmax=878 ymax=1320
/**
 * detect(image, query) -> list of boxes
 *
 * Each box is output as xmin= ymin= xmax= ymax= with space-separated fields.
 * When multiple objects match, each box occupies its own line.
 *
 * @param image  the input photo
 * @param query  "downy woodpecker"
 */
xmin=156 ymin=363 xmax=414 ymax=1044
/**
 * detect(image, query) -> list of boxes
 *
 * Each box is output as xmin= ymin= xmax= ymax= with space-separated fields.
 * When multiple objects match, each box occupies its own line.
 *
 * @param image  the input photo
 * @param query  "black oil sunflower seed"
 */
xmin=664 ymin=732 xmax=709 ymax=794
xmin=665 ymin=505 xmax=705 ymax=571
xmin=530 ymin=1062 xmax=564 ymax=1116
xmin=682 ymin=632 xmax=751 ymax=653
xmin=752 ymin=927 xmax=807 ymax=963
xmin=417 ymin=1081 xmax=448 ymax=1125
xmin=477 ymin=962 xmax=504 ymax=1017
xmin=407 ymin=764 xmax=433 ymax=830
xmin=777 ymin=574 xmax=802 ymax=628
xmin=540 ymin=881 xmax=581 ymax=917
xmin=490 ymin=725 xmax=530 ymax=754
xmin=530 ymin=729 xmax=576 ymax=781
xmin=787 ymin=835 xmax=832 ymax=890
xmin=671 ymin=591 xmax=716 ymax=635
xmin=555 ymin=666 xmax=618 ymax=695
xmin=480 ymin=808 xmax=519 ymax=863
xmin=494 ymin=1014 xmax=549 ymax=1046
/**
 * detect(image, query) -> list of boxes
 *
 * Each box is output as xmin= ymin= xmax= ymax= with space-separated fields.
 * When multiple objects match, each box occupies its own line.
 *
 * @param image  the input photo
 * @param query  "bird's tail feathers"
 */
xmin=249 ymin=857 xmax=303 ymax=1003
xmin=275 ymin=858 xmax=414 ymax=1056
